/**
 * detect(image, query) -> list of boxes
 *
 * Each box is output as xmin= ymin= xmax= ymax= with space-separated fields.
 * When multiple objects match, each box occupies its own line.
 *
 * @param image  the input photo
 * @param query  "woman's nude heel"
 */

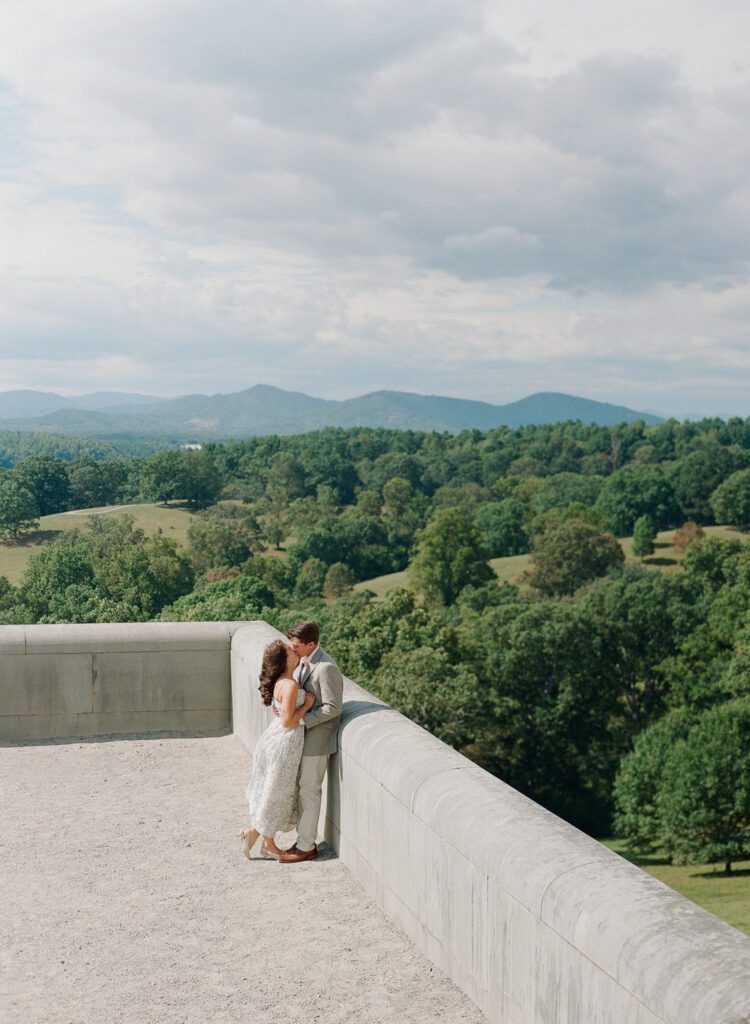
xmin=240 ymin=829 xmax=258 ymax=860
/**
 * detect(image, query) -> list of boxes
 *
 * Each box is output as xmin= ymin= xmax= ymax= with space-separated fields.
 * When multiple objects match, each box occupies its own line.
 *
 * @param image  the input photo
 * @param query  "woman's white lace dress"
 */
xmin=245 ymin=689 xmax=305 ymax=835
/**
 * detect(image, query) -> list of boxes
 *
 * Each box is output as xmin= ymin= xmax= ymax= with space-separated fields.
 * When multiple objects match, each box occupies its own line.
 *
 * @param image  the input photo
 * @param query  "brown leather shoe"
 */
xmin=278 ymin=844 xmax=318 ymax=863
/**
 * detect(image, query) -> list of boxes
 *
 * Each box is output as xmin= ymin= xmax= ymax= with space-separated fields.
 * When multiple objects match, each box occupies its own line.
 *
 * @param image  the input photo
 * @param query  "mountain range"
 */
xmin=0 ymin=386 xmax=664 ymax=438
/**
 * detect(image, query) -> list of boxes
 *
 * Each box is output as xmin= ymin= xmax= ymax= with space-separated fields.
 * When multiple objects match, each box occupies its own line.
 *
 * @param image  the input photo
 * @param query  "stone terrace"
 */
xmin=1 ymin=734 xmax=486 ymax=1024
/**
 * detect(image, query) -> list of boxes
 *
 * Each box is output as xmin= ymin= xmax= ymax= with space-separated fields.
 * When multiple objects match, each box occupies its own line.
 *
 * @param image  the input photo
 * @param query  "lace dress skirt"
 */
xmin=245 ymin=698 xmax=304 ymax=836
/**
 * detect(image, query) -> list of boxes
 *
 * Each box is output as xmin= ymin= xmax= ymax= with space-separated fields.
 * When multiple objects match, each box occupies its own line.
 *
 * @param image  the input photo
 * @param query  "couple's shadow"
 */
xmin=341 ymin=698 xmax=388 ymax=724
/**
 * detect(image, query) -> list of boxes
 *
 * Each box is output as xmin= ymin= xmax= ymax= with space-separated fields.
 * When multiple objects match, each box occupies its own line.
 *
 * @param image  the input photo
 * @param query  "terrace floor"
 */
xmin=1 ymin=734 xmax=486 ymax=1024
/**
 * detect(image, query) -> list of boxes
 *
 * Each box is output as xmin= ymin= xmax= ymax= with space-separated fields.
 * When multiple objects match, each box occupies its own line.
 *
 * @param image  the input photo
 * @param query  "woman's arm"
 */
xmin=276 ymin=680 xmax=314 ymax=729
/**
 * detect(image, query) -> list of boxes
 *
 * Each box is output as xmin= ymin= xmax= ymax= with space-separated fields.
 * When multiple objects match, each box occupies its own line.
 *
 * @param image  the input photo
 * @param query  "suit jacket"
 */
xmin=298 ymin=645 xmax=343 ymax=756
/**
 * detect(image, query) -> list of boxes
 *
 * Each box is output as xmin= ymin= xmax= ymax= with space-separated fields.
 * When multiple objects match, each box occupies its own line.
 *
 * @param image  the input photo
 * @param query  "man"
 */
xmin=278 ymin=620 xmax=343 ymax=863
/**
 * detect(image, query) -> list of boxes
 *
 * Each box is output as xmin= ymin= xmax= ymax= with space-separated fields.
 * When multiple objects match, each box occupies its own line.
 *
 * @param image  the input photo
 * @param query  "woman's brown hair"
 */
xmin=258 ymin=639 xmax=288 ymax=706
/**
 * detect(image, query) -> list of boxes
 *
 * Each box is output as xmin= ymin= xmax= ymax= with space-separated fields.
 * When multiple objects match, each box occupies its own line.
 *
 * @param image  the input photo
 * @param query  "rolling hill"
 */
xmin=0 ymin=390 xmax=168 ymax=420
xmin=0 ymin=385 xmax=664 ymax=439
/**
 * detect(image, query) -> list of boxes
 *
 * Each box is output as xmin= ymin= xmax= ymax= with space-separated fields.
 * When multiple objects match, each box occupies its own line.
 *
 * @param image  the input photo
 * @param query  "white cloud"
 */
xmin=0 ymin=0 xmax=748 ymax=415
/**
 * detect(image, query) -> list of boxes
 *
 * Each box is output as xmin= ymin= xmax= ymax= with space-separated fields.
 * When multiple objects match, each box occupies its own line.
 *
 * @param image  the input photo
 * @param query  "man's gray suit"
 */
xmin=296 ymin=645 xmax=343 ymax=850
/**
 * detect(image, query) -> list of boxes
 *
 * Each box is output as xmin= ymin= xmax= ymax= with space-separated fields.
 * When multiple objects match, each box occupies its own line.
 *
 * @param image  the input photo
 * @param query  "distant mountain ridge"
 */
xmin=0 ymin=390 xmax=167 ymax=420
xmin=0 ymin=385 xmax=664 ymax=438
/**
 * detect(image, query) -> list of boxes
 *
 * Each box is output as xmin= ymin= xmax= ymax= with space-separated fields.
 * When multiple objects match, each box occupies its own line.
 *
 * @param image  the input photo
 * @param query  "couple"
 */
xmin=241 ymin=620 xmax=343 ymax=863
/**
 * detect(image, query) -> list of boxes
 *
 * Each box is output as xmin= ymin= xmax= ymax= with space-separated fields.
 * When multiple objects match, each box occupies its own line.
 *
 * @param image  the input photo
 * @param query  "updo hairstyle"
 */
xmin=258 ymin=639 xmax=288 ymax=706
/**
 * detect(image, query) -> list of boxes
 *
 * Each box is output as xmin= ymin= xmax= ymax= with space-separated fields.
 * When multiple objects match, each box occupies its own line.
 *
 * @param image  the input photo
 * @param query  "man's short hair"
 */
xmin=286 ymin=620 xmax=320 ymax=645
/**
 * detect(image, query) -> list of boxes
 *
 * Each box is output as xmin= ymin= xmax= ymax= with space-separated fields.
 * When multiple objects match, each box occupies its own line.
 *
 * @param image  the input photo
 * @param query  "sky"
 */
xmin=0 ymin=0 xmax=749 ymax=417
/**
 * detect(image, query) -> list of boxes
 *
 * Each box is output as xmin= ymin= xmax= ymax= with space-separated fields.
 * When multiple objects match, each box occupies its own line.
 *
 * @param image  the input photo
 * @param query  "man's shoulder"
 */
xmin=315 ymin=647 xmax=342 ymax=673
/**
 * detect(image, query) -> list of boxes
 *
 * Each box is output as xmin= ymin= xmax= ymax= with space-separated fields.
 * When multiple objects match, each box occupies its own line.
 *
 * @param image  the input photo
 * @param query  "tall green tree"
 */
xmin=372 ymin=647 xmax=483 ymax=749
xmin=660 ymin=699 xmax=750 ymax=872
xmin=711 ymin=468 xmax=750 ymax=529
xmin=632 ymin=514 xmax=657 ymax=558
xmin=187 ymin=508 xmax=262 ymax=572
xmin=527 ymin=518 xmax=624 ymax=597
xmin=87 ymin=516 xmax=195 ymax=618
xmin=179 ymin=450 xmax=224 ymax=508
xmin=12 ymin=456 xmax=71 ymax=515
xmin=140 ymin=451 xmax=185 ymax=504
xmin=474 ymin=499 xmax=529 ymax=557
xmin=0 ymin=477 xmax=40 ymax=539
xmin=595 ymin=465 xmax=677 ymax=535
xmin=67 ymin=458 xmax=111 ymax=509
xmin=409 ymin=507 xmax=494 ymax=605
xmin=613 ymin=711 xmax=694 ymax=850
xmin=19 ymin=531 xmax=96 ymax=621
xmin=324 ymin=562 xmax=355 ymax=598
xmin=669 ymin=446 xmax=745 ymax=523
xmin=577 ymin=568 xmax=688 ymax=728
xmin=461 ymin=595 xmax=628 ymax=832
xmin=293 ymin=558 xmax=328 ymax=600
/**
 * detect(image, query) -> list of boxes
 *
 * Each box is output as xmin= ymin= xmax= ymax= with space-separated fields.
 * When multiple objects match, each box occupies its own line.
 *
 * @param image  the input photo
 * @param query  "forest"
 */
xmin=1 ymin=415 xmax=749 ymax=868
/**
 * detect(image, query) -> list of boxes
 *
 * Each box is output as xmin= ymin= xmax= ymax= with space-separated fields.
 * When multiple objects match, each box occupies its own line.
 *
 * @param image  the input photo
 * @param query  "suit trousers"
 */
xmin=296 ymin=753 xmax=329 ymax=851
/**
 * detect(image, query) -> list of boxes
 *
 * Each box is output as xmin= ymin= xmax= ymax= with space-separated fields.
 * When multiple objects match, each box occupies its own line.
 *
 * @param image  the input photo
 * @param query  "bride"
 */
xmin=241 ymin=639 xmax=315 ymax=860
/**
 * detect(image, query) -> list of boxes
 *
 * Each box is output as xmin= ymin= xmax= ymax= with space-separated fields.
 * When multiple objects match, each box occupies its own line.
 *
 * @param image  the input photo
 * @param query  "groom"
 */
xmin=279 ymin=620 xmax=343 ymax=863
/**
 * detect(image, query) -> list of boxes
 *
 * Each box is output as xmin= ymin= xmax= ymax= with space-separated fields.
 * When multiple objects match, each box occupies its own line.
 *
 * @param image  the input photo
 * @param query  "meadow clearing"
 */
xmin=354 ymin=524 xmax=749 ymax=598
xmin=0 ymin=503 xmax=195 ymax=584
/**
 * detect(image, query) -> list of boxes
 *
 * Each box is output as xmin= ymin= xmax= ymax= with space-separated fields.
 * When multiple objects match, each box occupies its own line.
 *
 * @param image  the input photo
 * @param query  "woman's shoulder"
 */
xmin=273 ymin=676 xmax=298 ymax=699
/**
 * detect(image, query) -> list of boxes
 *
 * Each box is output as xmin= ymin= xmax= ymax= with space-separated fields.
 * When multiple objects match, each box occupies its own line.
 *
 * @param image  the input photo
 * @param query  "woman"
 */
xmin=241 ymin=639 xmax=315 ymax=860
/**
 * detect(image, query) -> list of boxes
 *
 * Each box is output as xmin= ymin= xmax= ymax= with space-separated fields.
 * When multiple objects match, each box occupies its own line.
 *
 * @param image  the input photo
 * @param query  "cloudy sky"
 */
xmin=0 ymin=0 xmax=748 ymax=416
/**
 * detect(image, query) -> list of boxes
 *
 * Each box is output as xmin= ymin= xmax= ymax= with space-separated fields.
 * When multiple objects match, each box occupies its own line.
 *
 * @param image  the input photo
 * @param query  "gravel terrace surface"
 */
xmin=1 ymin=735 xmax=487 ymax=1024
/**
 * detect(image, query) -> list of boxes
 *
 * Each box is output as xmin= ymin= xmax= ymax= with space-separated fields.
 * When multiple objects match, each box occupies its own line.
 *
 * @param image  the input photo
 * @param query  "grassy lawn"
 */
xmin=355 ymin=524 xmax=749 ymax=599
xmin=354 ymin=568 xmax=409 ymax=598
xmin=603 ymin=839 xmax=750 ymax=936
xmin=0 ymin=503 xmax=196 ymax=584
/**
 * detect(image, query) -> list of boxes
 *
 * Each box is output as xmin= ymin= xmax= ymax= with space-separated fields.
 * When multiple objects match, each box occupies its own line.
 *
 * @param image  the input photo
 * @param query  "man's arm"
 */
xmin=303 ymin=662 xmax=343 ymax=730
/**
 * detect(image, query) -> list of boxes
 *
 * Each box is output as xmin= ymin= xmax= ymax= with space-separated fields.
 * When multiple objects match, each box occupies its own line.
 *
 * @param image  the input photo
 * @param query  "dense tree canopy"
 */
xmin=161 ymin=572 xmax=275 ymax=622
xmin=14 ymin=516 xmax=193 ymax=622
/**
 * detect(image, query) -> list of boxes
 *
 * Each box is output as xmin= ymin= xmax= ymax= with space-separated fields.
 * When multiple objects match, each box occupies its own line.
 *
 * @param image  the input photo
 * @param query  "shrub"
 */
xmin=672 ymin=521 xmax=705 ymax=555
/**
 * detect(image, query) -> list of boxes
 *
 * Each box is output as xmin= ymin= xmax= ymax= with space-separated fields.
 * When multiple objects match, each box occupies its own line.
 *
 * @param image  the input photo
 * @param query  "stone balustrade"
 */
xmin=0 ymin=621 xmax=243 ymax=742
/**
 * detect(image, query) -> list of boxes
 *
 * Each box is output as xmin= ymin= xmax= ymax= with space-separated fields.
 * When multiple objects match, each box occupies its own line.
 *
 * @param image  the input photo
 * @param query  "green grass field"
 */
xmin=0 ymin=503 xmax=196 ymax=584
xmin=355 ymin=524 xmax=749 ymax=599
xmin=603 ymin=839 xmax=750 ymax=936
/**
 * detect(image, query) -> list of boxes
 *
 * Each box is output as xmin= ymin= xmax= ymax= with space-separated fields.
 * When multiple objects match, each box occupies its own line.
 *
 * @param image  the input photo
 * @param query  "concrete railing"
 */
xmin=0 ymin=622 xmax=244 ymax=742
xmin=232 ymin=622 xmax=750 ymax=1024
